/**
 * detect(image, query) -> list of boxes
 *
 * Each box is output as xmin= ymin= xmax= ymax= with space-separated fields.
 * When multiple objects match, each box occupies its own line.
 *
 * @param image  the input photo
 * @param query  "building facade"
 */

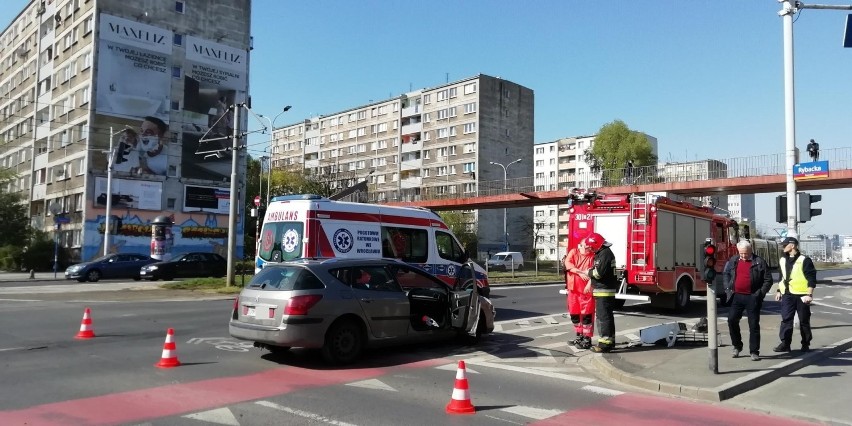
xmin=727 ymin=193 xmax=755 ymax=225
xmin=271 ymin=74 xmax=535 ymax=260
xmin=0 ymin=0 xmax=252 ymax=262
xmin=800 ymin=235 xmax=832 ymax=261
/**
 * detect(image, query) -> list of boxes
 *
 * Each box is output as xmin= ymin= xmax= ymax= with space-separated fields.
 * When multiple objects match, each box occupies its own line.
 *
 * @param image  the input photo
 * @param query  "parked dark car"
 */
xmin=140 ymin=252 xmax=227 ymax=281
xmin=65 ymin=254 xmax=156 ymax=282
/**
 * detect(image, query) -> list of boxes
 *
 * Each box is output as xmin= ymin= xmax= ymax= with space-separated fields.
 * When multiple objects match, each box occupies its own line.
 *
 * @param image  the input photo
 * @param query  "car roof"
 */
xmin=261 ymin=257 xmax=410 ymax=271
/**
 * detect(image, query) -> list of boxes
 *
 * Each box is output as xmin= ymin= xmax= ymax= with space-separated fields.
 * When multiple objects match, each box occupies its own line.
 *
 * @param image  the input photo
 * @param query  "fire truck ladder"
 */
xmin=617 ymin=194 xmax=651 ymax=302
xmin=630 ymin=194 xmax=648 ymax=268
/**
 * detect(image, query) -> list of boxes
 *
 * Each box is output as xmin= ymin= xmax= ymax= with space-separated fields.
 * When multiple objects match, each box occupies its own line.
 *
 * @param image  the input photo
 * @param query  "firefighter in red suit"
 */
xmin=563 ymin=240 xmax=595 ymax=349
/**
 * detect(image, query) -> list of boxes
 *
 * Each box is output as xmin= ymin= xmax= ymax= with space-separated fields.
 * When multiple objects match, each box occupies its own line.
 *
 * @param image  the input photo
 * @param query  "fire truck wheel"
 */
xmin=675 ymin=280 xmax=692 ymax=311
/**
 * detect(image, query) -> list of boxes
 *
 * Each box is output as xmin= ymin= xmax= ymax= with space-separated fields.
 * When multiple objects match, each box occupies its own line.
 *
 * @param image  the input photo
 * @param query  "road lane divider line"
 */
xmin=464 ymin=360 xmax=595 ymax=383
xmin=255 ymin=401 xmax=358 ymax=426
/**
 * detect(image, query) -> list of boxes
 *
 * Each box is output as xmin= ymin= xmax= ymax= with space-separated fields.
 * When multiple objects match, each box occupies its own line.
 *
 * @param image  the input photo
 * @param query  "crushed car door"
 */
xmin=449 ymin=262 xmax=480 ymax=333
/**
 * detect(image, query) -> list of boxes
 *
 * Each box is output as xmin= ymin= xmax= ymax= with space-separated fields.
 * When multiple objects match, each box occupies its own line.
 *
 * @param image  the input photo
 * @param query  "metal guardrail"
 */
xmin=365 ymin=147 xmax=850 ymax=203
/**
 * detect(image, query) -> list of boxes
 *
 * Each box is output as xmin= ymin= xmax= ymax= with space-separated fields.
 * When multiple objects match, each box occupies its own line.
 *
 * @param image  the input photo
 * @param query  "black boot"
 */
xmin=569 ymin=333 xmax=582 ymax=347
xmin=577 ymin=336 xmax=592 ymax=350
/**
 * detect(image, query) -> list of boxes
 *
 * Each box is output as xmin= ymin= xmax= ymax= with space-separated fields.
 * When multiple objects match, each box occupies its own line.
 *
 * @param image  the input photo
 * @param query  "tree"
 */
xmin=0 ymin=168 xmax=30 ymax=247
xmin=438 ymin=211 xmax=478 ymax=258
xmin=518 ymin=216 xmax=558 ymax=261
xmin=584 ymin=120 xmax=657 ymax=185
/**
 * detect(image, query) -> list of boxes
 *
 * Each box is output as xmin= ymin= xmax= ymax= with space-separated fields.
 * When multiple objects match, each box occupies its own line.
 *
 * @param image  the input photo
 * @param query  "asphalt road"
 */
xmin=0 ymin=277 xmax=848 ymax=425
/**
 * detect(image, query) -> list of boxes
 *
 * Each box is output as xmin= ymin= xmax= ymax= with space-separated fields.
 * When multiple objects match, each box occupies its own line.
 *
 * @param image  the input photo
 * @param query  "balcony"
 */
xmin=401 ymin=104 xmax=421 ymax=117
xmin=304 ymin=142 xmax=319 ymax=154
xmin=401 ymin=140 xmax=421 ymax=153
xmin=305 ymin=159 xmax=319 ymax=169
xmin=400 ymin=157 xmax=421 ymax=171
xmin=32 ymin=183 xmax=46 ymax=200
xmin=401 ymin=122 xmax=422 ymax=135
xmin=400 ymin=176 xmax=422 ymax=189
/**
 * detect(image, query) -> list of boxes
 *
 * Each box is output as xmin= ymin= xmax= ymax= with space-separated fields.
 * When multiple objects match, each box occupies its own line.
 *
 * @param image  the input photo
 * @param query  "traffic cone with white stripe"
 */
xmin=445 ymin=360 xmax=475 ymax=414
xmin=155 ymin=328 xmax=181 ymax=368
xmin=74 ymin=307 xmax=95 ymax=339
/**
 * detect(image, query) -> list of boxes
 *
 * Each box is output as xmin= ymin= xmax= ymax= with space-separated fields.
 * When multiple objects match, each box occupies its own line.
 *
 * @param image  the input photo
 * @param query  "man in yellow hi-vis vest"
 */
xmin=773 ymin=237 xmax=817 ymax=353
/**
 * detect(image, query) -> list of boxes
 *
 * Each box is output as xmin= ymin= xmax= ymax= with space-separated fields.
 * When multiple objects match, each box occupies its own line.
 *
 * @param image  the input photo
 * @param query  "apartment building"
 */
xmin=0 ymin=0 xmax=251 ymax=262
xmin=271 ymin=74 xmax=534 ymax=259
xmin=727 ymin=194 xmax=755 ymax=223
xmin=533 ymin=134 xmax=658 ymax=261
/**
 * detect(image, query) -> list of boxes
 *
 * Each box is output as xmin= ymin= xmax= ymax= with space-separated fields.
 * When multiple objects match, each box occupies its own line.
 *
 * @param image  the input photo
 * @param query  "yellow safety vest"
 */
xmin=779 ymin=255 xmax=809 ymax=295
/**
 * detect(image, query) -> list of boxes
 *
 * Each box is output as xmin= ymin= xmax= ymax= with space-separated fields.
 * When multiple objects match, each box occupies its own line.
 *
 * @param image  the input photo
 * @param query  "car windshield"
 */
xmin=492 ymin=255 xmax=506 ymax=261
xmin=170 ymin=254 xmax=189 ymax=262
xmin=248 ymin=266 xmax=324 ymax=291
xmin=91 ymin=255 xmax=114 ymax=263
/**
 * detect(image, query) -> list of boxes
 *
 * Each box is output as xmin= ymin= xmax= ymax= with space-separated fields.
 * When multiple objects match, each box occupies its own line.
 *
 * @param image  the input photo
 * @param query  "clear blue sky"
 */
xmin=4 ymin=1 xmax=852 ymax=237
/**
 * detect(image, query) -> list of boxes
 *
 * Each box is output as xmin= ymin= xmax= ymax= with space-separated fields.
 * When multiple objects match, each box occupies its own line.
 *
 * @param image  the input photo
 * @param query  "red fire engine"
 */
xmin=565 ymin=188 xmax=740 ymax=310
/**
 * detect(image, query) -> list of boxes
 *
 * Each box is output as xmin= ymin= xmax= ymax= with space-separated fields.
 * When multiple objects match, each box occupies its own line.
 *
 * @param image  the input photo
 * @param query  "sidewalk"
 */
xmin=589 ymin=314 xmax=852 ymax=402
xmin=0 ymin=271 xmax=65 ymax=282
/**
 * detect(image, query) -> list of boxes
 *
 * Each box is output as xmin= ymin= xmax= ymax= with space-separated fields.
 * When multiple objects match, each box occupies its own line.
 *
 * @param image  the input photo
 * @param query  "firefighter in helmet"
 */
xmin=584 ymin=233 xmax=619 ymax=353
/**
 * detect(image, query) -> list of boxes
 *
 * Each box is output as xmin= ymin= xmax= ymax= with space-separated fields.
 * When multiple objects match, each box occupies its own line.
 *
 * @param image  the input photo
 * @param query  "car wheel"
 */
xmin=86 ymin=270 xmax=101 ymax=282
xmin=321 ymin=320 xmax=364 ymax=365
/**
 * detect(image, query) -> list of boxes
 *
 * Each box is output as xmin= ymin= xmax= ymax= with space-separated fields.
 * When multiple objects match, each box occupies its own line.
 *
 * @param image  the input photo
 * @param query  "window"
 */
xmin=172 ymin=66 xmax=181 ymax=78
xmin=83 ymin=16 xmax=93 ymax=34
xmin=358 ymin=110 xmax=366 ymax=120
xmin=175 ymin=1 xmax=185 ymax=13
xmin=423 ymin=94 xmax=431 ymax=104
xmin=437 ymin=90 xmax=447 ymax=101
xmin=463 ymin=102 xmax=476 ymax=114
xmin=463 ymin=143 xmax=475 ymax=154
xmin=464 ymin=83 xmax=477 ymax=95
xmin=435 ymin=230 xmax=465 ymax=262
xmin=463 ymin=162 xmax=475 ymax=173
xmin=437 ymin=109 xmax=448 ymax=120
xmin=535 ymin=160 xmax=544 ymax=166
xmin=463 ymin=123 xmax=476 ymax=134
xmin=173 ymin=34 xmax=183 ymax=46
xmin=171 ymin=100 xmax=180 ymax=110
xmin=448 ymin=87 xmax=457 ymax=98
xmin=381 ymin=227 xmax=428 ymax=263
xmin=536 ymin=147 xmax=544 ymax=154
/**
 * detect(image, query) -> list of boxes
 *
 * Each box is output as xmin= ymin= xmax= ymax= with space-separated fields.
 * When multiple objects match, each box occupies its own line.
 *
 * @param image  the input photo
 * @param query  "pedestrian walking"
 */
xmin=583 ymin=233 xmax=619 ymax=353
xmin=773 ymin=237 xmax=817 ymax=353
xmin=723 ymin=240 xmax=774 ymax=361
xmin=563 ymin=240 xmax=595 ymax=349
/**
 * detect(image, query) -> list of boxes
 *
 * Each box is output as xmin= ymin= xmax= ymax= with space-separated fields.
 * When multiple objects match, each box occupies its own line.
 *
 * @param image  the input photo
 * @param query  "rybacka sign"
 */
xmin=793 ymin=161 xmax=829 ymax=181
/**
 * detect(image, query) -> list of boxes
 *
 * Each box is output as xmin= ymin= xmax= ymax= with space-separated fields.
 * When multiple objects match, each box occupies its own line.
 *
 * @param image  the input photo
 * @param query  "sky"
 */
xmin=3 ymin=1 xmax=852 ymax=237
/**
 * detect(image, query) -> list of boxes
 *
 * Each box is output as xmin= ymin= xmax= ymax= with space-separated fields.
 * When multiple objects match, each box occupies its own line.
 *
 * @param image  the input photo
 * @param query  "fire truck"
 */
xmin=565 ymin=188 xmax=741 ymax=310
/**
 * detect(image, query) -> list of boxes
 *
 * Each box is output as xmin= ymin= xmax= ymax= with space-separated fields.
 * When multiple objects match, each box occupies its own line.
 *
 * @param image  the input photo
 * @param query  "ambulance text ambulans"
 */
xmin=256 ymin=195 xmax=490 ymax=296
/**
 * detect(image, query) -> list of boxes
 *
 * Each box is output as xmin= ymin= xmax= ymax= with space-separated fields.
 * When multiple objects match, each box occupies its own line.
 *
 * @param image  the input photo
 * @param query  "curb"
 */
xmin=591 ymin=336 xmax=852 ymax=402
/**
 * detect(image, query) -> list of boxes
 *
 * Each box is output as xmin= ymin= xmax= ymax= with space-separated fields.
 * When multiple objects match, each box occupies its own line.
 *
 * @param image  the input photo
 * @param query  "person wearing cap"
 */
xmin=723 ymin=240 xmax=774 ymax=361
xmin=773 ymin=237 xmax=817 ymax=353
xmin=583 ymin=232 xmax=619 ymax=353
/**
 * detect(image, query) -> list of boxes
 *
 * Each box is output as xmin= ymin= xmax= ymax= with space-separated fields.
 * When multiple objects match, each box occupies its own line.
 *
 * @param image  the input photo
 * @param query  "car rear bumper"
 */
xmin=229 ymin=319 xmax=328 ymax=348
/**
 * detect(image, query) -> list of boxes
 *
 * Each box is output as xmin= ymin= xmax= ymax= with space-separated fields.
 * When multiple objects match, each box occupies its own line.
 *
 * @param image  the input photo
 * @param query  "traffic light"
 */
xmin=797 ymin=192 xmax=822 ymax=223
xmin=702 ymin=239 xmax=717 ymax=282
xmin=775 ymin=194 xmax=787 ymax=224
xmin=113 ymin=142 xmax=128 ymax=165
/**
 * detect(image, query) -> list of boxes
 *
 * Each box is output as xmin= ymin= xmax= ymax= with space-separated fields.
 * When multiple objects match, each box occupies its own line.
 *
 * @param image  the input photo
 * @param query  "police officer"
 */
xmin=773 ymin=237 xmax=817 ymax=353
xmin=584 ymin=233 xmax=619 ymax=353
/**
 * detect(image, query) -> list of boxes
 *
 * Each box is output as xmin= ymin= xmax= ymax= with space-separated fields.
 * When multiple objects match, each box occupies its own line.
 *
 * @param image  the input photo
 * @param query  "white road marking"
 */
xmin=516 ymin=320 xmax=531 ymax=326
xmin=345 ymin=379 xmax=397 ymax=392
xmin=529 ymin=366 xmax=585 ymax=374
xmin=541 ymin=332 xmax=569 ymax=338
xmin=435 ymin=363 xmax=480 ymax=374
xmin=812 ymin=301 xmax=852 ymax=312
xmin=465 ymin=360 xmax=594 ymax=383
xmin=0 ymin=347 xmax=27 ymax=352
xmin=581 ymin=385 xmax=624 ymax=396
xmin=484 ymin=415 xmax=524 ymax=425
xmin=0 ymin=298 xmax=42 ymax=302
xmin=255 ymin=401 xmax=358 ymax=426
xmin=500 ymin=405 xmax=563 ymax=420
xmin=625 ymin=333 xmax=641 ymax=341
xmin=182 ymin=408 xmax=240 ymax=425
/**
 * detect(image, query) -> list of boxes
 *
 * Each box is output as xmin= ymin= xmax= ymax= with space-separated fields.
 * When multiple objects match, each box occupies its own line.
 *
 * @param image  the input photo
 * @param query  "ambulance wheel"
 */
xmin=675 ymin=280 xmax=692 ymax=311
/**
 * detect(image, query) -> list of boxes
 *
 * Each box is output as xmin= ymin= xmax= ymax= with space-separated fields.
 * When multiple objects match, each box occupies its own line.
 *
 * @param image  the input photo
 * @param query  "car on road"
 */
xmin=140 ymin=252 xmax=227 ymax=281
xmin=64 ymin=253 xmax=156 ymax=282
xmin=486 ymin=251 xmax=525 ymax=271
xmin=229 ymin=258 xmax=495 ymax=364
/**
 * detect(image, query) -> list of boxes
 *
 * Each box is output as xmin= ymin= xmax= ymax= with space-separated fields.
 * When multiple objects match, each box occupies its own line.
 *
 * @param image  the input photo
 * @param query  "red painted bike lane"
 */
xmin=0 ymin=359 xmax=445 ymax=426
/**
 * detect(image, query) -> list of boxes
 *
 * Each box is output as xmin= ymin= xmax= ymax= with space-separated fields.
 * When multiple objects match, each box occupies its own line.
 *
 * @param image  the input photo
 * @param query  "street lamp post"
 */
xmin=258 ymin=105 xmax=292 ymax=205
xmin=489 ymin=158 xmax=522 ymax=251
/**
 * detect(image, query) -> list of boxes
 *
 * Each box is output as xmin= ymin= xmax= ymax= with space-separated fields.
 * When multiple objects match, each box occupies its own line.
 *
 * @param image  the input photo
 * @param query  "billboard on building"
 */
xmin=183 ymin=185 xmax=230 ymax=214
xmin=95 ymin=14 xmax=172 ymax=123
xmin=180 ymin=36 xmax=248 ymax=180
xmin=93 ymin=177 xmax=163 ymax=210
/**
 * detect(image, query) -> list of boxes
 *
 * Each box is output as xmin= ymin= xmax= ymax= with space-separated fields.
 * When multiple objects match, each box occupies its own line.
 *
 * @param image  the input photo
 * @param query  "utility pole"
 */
xmin=226 ymin=104 xmax=241 ymax=287
xmin=104 ymin=127 xmax=115 ymax=256
xmin=779 ymin=1 xmax=852 ymax=238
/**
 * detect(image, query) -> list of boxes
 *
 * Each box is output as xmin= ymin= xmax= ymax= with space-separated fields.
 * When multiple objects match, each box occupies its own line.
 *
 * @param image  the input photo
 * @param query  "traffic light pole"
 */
xmin=707 ymin=282 xmax=718 ymax=374
xmin=104 ymin=127 xmax=115 ymax=256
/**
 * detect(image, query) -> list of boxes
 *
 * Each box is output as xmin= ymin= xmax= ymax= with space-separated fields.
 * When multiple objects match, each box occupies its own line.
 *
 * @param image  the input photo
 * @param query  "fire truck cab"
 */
xmin=565 ymin=188 xmax=740 ymax=310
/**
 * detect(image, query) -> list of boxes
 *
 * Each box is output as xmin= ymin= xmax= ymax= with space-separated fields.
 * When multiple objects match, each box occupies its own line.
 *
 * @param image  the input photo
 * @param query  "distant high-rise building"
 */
xmin=271 ymin=74 xmax=534 ymax=259
xmin=727 ymin=194 xmax=756 ymax=226
xmin=0 ymin=0 xmax=253 ymax=262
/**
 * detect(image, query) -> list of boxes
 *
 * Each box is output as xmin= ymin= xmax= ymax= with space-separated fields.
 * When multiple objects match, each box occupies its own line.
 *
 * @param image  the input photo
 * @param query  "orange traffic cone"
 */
xmin=155 ymin=328 xmax=181 ymax=368
xmin=74 ymin=307 xmax=95 ymax=339
xmin=445 ymin=360 xmax=475 ymax=414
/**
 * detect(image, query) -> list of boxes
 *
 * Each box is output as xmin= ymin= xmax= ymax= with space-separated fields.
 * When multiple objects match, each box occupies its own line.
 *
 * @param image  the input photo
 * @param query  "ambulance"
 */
xmin=255 ymin=194 xmax=491 ymax=296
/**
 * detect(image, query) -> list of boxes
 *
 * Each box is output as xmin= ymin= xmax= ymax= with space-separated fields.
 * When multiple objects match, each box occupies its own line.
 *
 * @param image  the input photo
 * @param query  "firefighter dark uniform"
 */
xmin=584 ymin=233 xmax=619 ymax=353
xmin=773 ymin=237 xmax=817 ymax=353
